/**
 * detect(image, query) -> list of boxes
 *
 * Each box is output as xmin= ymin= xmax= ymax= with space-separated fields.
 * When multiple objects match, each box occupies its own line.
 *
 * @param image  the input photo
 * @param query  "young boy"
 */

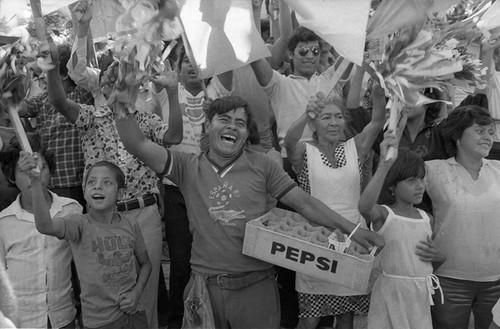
xmin=0 ymin=136 xmax=79 ymax=328
xmin=27 ymin=157 xmax=152 ymax=329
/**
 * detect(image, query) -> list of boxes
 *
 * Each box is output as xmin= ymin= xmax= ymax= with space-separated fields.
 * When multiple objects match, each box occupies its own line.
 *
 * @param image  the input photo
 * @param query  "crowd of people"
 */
xmin=1 ymin=0 xmax=500 ymax=329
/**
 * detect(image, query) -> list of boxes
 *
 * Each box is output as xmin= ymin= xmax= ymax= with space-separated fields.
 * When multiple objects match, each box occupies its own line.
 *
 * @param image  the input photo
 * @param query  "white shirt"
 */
xmin=262 ymin=65 xmax=343 ymax=156
xmin=425 ymin=158 xmax=500 ymax=281
xmin=0 ymin=192 xmax=82 ymax=328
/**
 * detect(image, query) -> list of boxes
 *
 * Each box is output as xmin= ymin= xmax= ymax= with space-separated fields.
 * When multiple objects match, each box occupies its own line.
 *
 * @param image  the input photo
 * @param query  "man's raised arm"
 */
xmin=251 ymin=58 xmax=274 ymax=87
xmin=46 ymin=39 xmax=81 ymax=123
xmin=116 ymin=113 xmax=170 ymax=175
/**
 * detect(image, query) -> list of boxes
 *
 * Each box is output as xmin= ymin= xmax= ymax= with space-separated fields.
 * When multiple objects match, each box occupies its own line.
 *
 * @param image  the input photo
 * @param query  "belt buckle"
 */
xmin=216 ymin=273 xmax=229 ymax=289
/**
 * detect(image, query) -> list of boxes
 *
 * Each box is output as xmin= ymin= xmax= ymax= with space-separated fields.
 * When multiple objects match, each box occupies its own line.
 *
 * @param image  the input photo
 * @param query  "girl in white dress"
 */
xmin=358 ymin=131 xmax=446 ymax=329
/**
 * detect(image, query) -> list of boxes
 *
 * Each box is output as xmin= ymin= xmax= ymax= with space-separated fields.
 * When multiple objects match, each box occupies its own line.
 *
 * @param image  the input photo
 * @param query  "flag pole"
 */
xmin=323 ymin=57 xmax=351 ymax=98
xmin=8 ymin=105 xmax=33 ymax=154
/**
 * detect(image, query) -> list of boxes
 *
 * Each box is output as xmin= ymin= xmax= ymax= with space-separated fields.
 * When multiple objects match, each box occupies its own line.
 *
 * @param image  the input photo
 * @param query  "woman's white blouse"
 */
xmin=425 ymin=158 xmax=500 ymax=281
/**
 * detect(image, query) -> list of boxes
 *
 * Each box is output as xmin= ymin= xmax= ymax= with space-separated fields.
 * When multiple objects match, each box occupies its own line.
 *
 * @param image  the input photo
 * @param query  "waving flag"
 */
xmin=284 ymin=0 xmax=371 ymax=66
xmin=178 ymin=0 xmax=271 ymax=79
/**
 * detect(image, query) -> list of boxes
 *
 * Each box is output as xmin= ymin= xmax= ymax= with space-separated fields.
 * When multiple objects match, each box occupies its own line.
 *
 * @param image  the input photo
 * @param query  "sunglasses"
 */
xmin=297 ymin=46 xmax=320 ymax=57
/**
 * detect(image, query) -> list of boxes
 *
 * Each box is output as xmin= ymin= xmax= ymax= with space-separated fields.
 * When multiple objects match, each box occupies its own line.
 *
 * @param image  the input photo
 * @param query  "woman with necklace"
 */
xmin=284 ymin=85 xmax=386 ymax=329
xmin=425 ymin=105 xmax=500 ymax=329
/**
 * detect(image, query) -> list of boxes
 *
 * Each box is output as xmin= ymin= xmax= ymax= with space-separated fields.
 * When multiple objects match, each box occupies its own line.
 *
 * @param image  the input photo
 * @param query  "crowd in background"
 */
xmin=1 ymin=0 xmax=500 ymax=329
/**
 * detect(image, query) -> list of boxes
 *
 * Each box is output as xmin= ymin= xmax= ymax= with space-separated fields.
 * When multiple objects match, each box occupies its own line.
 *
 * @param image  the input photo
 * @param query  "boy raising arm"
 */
xmin=24 ymin=152 xmax=152 ymax=329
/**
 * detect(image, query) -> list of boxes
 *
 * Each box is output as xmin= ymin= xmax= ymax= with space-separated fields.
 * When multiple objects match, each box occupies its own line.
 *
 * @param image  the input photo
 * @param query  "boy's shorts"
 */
xmin=86 ymin=311 xmax=148 ymax=329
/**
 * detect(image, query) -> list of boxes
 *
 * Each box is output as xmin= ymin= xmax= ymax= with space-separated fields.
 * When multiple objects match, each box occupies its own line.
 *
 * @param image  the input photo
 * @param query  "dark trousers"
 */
xmin=48 ymin=317 xmax=76 ymax=329
xmin=276 ymin=158 xmax=300 ymax=328
xmin=86 ymin=311 xmax=148 ymax=329
xmin=163 ymin=185 xmax=193 ymax=329
xmin=432 ymin=276 xmax=500 ymax=329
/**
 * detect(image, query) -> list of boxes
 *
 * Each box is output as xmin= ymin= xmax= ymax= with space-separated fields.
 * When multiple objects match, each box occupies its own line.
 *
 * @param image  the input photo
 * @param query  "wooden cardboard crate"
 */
xmin=243 ymin=208 xmax=375 ymax=293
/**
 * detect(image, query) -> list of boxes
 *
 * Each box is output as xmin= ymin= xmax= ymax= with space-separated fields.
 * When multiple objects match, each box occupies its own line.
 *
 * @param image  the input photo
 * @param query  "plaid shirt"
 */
xmin=25 ymin=86 xmax=94 ymax=188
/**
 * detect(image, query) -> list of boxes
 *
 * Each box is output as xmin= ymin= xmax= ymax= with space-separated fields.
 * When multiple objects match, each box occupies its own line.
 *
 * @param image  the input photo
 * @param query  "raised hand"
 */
xmin=150 ymin=66 xmax=178 ymax=93
xmin=379 ymin=130 xmax=400 ymax=168
xmin=18 ymin=151 xmax=42 ymax=182
xmin=306 ymin=91 xmax=326 ymax=119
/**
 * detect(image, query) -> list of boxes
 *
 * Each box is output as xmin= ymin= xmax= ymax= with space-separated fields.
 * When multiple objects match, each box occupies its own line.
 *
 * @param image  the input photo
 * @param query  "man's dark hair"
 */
xmin=85 ymin=161 xmax=126 ymax=189
xmin=287 ymin=27 xmax=322 ymax=54
xmin=0 ymin=134 xmax=55 ymax=187
xmin=205 ymin=96 xmax=258 ymax=144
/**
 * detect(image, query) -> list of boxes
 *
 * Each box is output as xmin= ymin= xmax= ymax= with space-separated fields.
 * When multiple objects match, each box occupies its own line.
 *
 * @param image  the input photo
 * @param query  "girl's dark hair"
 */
xmin=440 ymin=105 xmax=493 ymax=157
xmin=85 ymin=161 xmax=126 ymax=189
xmin=0 ymin=134 xmax=55 ymax=187
xmin=379 ymin=150 xmax=425 ymax=205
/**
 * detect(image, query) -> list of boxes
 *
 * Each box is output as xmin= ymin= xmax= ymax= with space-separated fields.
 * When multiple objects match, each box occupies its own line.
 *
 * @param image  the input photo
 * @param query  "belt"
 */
xmin=204 ymin=268 xmax=276 ymax=290
xmin=117 ymin=193 xmax=158 ymax=212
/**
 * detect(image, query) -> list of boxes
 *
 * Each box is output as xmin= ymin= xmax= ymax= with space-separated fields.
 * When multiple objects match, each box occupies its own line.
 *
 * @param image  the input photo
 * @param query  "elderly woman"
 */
xmin=425 ymin=105 xmax=500 ymax=329
xmin=284 ymin=86 xmax=385 ymax=329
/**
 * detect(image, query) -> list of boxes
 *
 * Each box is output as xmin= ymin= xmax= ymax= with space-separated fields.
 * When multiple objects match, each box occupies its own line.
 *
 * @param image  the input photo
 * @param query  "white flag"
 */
xmin=178 ymin=0 xmax=271 ymax=79
xmin=284 ymin=0 xmax=371 ymax=66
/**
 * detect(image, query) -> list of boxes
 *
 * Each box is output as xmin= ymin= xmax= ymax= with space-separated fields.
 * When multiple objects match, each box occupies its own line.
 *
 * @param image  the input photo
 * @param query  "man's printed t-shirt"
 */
xmin=164 ymin=148 xmax=297 ymax=275
xmin=61 ymin=213 xmax=148 ymax=328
